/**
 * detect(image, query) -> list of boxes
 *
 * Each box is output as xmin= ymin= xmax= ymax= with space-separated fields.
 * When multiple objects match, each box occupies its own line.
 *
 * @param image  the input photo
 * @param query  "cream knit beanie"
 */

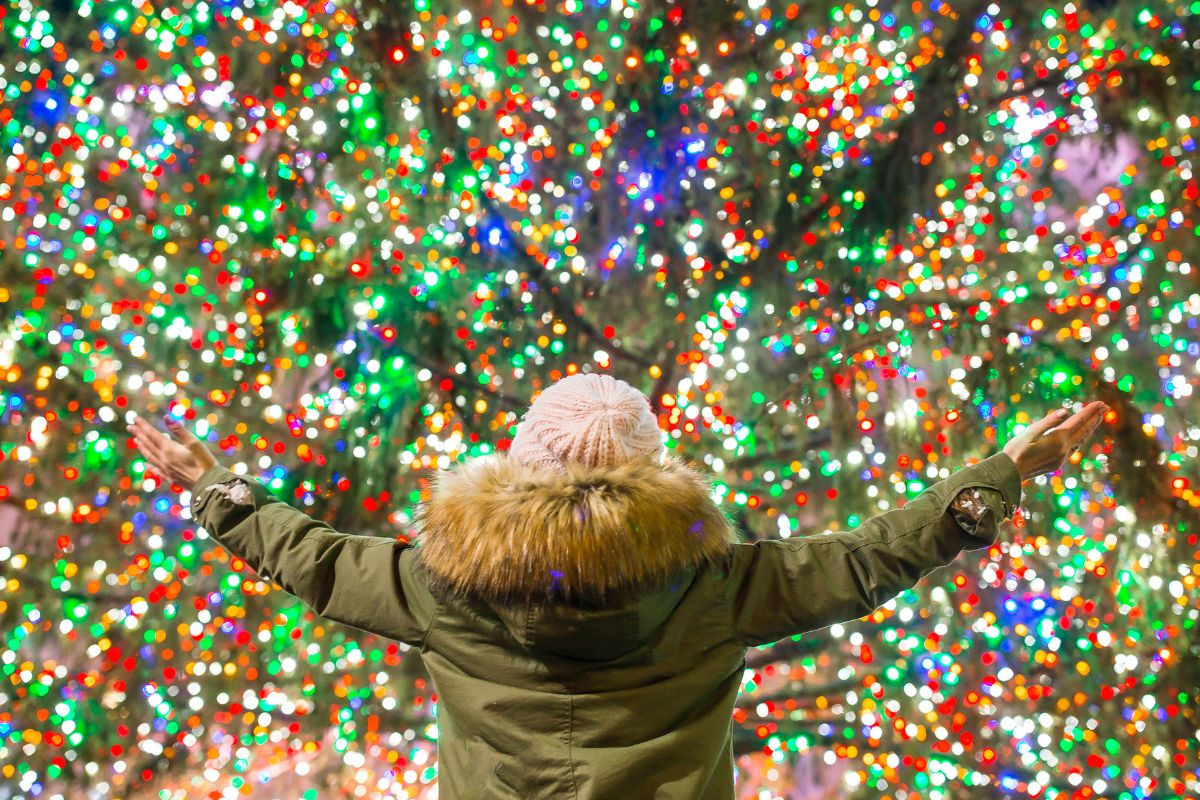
xmin=509 ymin=373 xmax=665 ymax=472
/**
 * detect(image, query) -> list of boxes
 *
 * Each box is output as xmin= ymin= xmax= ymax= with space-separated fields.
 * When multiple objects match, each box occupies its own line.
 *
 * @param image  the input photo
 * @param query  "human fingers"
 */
xmin=128 ymin=419 xmax=172 ymax=462
xmin=164 ymin=416 xmax=189 ymax=439
xmin=131 ymin=436 xmax=184 ymax=486
xmin=131 ymin=434 xmax=168 ymax=468
xmin=129 ymin=434 xmax=162 ymax=475
xmin=1064 ymin=404 xmax=1109 ymax=453
xmin=1075 ymin=404 xmax=1109 ymax=445
xmin=1054 ymin=401 xmax=1107 ymax=437
xmin=127 ymin=415 xmax=171 ymax=449
xmin=164 ymin=416 xmax=205 ymax=449
xmin=130 ymin=416 xmax=188 ymax=462
xmin=1021 ymin=406 xmax=1072 ymax=440
xmin=165 ymin=416 xmax=218 ymax=469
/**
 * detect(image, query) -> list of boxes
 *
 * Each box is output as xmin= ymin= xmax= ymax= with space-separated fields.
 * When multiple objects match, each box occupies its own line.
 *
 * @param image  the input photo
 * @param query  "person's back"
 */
xmin=410 ymin=450 xmax=748 ymax=798
xmin=173 ymin=374 xmax=1104 ymax=798
xmin=405 ymin=435 xmax=1019 ymax=799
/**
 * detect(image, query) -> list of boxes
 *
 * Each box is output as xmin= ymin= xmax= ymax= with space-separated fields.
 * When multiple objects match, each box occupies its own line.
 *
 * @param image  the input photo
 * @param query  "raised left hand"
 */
xmin=127 ymin=413 xmax=219 ymax=492
xmin=1002 ymin=401 xmax=1109 ymax=481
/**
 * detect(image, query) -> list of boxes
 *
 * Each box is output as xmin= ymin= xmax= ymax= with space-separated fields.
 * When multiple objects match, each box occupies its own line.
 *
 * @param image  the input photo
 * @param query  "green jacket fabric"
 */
xmin=189 ymin=449 xmax=1022 ymax=799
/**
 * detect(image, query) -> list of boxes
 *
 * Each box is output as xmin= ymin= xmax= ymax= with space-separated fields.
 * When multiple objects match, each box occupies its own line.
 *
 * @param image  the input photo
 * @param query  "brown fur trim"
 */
xmin=412 ymin=452 xmax=739 ymax=605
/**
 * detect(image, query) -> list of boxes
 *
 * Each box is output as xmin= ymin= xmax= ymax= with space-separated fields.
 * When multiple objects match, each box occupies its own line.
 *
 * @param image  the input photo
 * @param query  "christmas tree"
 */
xmin=0 ymin=0 xmax=1196 ymax=798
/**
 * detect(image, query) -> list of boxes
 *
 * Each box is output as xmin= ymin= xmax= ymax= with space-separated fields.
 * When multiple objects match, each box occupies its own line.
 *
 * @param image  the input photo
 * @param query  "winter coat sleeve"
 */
xmin=725 ymin=451 xmax=1022 ymax=647
xmin=189 ymin=463 xmax=438 ymax=648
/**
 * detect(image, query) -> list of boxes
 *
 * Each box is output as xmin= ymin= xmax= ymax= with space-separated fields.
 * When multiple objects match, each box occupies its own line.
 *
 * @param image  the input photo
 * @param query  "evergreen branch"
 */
xmin=980 ymin=74 xmax=1069 ymax=107
xmin=519 ymin=253 xmax=659 ymax=370
xmin=390 ymin=343 xmax=528 ymax=412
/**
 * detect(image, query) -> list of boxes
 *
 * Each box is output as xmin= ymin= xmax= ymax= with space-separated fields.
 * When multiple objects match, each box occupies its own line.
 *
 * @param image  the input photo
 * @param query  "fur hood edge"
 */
xmin=412 ymin=453 xmax=740 ymax=605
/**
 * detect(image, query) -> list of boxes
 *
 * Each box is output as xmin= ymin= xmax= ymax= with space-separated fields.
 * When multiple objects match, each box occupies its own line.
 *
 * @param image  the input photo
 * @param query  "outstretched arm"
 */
xmin=724 ymin=402 xmax=1108 ymax=648
xmin=725 ymin=451 xmax=1022 ymax=647
xmin=187 ymin=465 xmax=438 ymax=647
xmin=129 ymin=414 xmax=437 ymax=648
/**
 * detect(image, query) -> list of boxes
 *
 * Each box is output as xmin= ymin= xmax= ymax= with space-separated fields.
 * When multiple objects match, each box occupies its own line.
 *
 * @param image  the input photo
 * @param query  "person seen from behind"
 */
xmin=126 ymin=373 xmax=1109 ymax=799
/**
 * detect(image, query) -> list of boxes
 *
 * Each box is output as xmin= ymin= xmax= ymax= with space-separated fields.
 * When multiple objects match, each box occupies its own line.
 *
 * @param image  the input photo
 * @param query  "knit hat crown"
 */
xmin=509 ymin=373 xmax=665 ymax=472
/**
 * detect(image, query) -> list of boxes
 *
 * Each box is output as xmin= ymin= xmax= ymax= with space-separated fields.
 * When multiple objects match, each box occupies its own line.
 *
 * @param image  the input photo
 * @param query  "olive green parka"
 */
xmin=189 ymin=449 xmax=1022 ymax=799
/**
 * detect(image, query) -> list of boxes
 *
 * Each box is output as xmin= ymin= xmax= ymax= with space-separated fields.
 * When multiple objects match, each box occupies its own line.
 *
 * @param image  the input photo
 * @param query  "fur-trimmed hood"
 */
xmin=412 ymin=452 xmax=740 ymax=609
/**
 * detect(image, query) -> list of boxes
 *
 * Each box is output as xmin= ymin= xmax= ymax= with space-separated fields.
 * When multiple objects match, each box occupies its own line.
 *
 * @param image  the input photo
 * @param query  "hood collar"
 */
xmin=413 ymin=452 xmax=739 ymax=606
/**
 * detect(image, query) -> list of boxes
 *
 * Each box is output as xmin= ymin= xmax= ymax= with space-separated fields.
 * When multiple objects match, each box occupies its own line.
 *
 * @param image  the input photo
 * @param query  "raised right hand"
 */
xmin=1002 ymin=401 xmax=1109 ymax=481
xmin=127 ymin=412 xmax=219 ymax=493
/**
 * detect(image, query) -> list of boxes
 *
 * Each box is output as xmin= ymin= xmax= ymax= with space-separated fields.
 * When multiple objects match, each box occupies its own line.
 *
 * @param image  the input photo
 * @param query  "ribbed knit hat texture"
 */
xmin=509 ymin=373 xmax=665 ymax=473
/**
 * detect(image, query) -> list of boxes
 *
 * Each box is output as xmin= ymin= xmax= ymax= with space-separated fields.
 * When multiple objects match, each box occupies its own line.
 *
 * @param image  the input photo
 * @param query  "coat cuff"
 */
xmin=978 ymin=450 xmax=1023 ymax=519
xmin=936 ymin=452 xmax=1022 ymax=551
xmin=190 ymin=463 xmax=245 ymax=515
